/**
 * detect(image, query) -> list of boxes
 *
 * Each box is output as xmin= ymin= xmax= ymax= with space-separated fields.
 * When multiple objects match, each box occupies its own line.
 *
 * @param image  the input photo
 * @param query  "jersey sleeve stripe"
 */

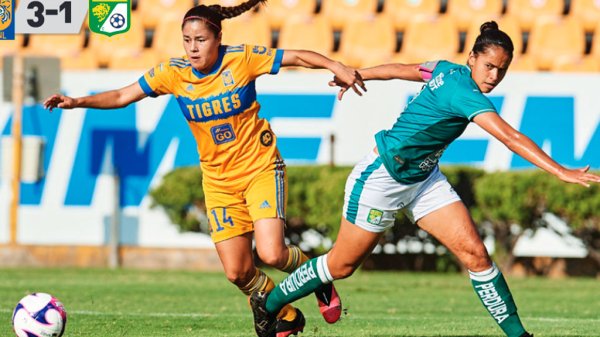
xmin=138 ymin=76 xmax=158 ymax=97
xmin=468 ymin=109 xmax=496 ymax=120
xmin=270 ymin=49 xmax=284 ymax=74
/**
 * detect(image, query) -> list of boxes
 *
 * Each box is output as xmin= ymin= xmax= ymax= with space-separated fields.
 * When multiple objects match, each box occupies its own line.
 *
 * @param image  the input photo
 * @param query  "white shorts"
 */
xmin=342 ymin=151 xmax=461 ymax=233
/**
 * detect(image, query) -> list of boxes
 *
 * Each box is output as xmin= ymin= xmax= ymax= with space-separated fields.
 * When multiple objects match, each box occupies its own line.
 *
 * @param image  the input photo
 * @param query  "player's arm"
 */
xmin=43 ymin=82 xmax=147 ymax=112
xmin=474 ymin=112 xmax=600 ymax=187
xmin=281 ymin=49 xmax=366 ymax=100
xmin=358 ymin=63 xmax=424 ymax=82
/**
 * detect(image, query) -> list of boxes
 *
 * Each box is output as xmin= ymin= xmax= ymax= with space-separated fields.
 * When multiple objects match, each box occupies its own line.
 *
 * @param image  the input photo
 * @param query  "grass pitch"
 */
xmin=1 ymin=268 xmax=598 ymax=336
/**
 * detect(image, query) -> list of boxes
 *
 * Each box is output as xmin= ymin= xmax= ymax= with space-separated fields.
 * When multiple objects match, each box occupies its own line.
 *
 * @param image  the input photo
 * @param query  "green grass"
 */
xmin=1 ymin=268 xmax=599 ymax=337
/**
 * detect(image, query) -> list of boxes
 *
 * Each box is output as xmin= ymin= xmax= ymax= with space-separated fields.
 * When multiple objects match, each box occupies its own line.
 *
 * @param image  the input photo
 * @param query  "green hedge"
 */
xmin=149 ymin=166 xmax=600 ymax=248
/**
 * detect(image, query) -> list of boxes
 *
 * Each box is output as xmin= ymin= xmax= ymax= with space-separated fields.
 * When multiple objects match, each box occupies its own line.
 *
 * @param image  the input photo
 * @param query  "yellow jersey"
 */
xmin=138 ymin=44 xmax=284 ymax=186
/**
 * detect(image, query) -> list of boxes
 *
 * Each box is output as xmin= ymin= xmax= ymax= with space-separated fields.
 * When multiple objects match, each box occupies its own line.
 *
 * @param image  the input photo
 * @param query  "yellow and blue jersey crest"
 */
xmin=0 ymin=0 xmax=15 ymax=40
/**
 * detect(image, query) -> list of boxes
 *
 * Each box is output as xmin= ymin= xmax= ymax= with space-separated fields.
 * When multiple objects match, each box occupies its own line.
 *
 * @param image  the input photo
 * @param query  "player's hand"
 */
xmin=557 ymin=165 xmax=600 ymax=187
xmin=43 ymin=94 xmax=76 ymax=112
xmin=328 ymin=63 xmax=366 ymax=100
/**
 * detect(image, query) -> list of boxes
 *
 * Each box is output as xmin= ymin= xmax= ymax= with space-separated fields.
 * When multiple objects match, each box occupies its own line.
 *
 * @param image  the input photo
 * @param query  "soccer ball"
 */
xmin=109 ymin=13 xmax=125 ymax=29
xmin=12 ymin=293 xmax=67 ymax=337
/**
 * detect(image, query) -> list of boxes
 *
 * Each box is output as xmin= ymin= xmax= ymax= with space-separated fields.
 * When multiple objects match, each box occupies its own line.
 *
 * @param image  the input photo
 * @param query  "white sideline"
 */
xmin=2 ymin=308 xmax=600 ymax=323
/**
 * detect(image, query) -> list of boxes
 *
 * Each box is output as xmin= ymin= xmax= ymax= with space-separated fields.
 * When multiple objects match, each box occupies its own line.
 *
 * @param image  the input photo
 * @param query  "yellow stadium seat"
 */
xmin=320 ymin=0 xmax=379 ymax=30
xmin=220 ymin=13 xmax=271 ymax=47
xmin=0 ymin=35 xmax=25 ymax=69
xmin=505 ymin=0 xmax=564 ymax=31
xmin=569 ymin=0 xmax=600 ymax=33
xmin=259 ymin=0 xmax=317 ymax=30
xmin=396 ymin=15 xmax=459 ymax=64
xmin=152 ymin=17 xmax=187 ymax=62
xmin=138 ymin=0 xmax=194 ymax=29
xmin=26 ymin=30 xmax=99 ymax=70
xmin=383 ymin=0 xmax=439 ymax=31
xmin=527 ymin=16 xmax=585 ymax=71
xmin=107 ymin=50 xmax=160 ymax=70
xmin=278 ymin=15 xmax=333 ymax=56
xmin=508 ymin=54 xmax=538 ymax=71
xmin=337 ymin=14 xmax=396 ymax=68
xmin=551 ymin=56 xmax=600 ymax=72
xmin=446 ymin=0 xmax=503 ymax=31
xmin=201 ymin=0 xmax=260 ymax=18
xmin=589 ymin=20 xmax=600 ymax=58
xmin=88 ymin=13 xmax=146 ymax=67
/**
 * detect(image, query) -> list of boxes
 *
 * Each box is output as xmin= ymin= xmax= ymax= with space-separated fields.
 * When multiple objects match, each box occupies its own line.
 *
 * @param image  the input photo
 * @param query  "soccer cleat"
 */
xmin=314 ymin=283 xmax=342 ymax=324
xmin=275 ymin=308 xmax=305 ymax=337
xmin=250 ymin=291 xmax=277 ymax=337
xmin=519 ymin=333 xmax=534 ymax=337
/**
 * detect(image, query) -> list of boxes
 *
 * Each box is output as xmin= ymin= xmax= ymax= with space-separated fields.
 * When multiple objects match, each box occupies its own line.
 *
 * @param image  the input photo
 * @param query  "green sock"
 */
xmin=470 ymin=264 xmax=526 ymax=337
xmin=266 ymin=255 xmax=333 ymax=314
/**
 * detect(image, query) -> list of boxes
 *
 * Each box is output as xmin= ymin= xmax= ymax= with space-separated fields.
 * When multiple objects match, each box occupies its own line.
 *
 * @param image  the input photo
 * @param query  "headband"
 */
xmin=182 ymin=16 xmax=221 ymax=31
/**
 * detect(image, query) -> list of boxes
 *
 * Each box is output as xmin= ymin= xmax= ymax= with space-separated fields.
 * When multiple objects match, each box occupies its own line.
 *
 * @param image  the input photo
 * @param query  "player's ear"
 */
xmin=217 ymin=31 xmax=222 ymax=44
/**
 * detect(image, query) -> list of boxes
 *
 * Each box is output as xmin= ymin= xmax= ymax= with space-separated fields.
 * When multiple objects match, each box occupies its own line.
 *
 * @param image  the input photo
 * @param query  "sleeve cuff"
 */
xmin=138 ymin=76 xmax=158 ymax=97
xmin=270 ymin=49 xmax=284 ymax=74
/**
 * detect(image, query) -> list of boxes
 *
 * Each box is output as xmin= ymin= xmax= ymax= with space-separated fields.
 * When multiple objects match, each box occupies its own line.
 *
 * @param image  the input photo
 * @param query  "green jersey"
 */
xmin=375 ymin=60 xmax=497 ymax=184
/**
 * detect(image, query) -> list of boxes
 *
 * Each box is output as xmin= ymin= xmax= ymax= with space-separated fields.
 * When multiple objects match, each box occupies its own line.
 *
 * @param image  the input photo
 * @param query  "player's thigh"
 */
xmin=214 ymin=232 xmax=255 ymax=285
xmin=327 ymin=217 xmax=383 ymax=279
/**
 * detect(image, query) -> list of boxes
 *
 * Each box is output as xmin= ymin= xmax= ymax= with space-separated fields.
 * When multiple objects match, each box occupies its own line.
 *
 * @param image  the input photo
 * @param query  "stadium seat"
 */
xmin=505 ymin=0 xmax=564 ymax=32
xmin=382 ymin=0 xmax=440 ymax=31
xmin=551 ymin=56 xmax=600 ymax=72
xmin=137 ymin=0 xmax=194 ymax=29
xmin=569 ymin=0 xmax=600 ymax=33
xmin=336 ymin=14 xmax=396 ymax=68
xmin=446 ymin=0 xmax=503 ymax=31
xmin=320 ymin=0 xmax=379 ymax=30
xmin=395 ymin=15 xmax=459 ymax=64
xmin=201 ymin=0 xmax=260 ymax=18
xmin=278 ymin=15 xmax=334 ymax=56
xmin=88 ymin=13 xmax=146 ymax=67
xmin=0 ymin=35 xmax=25 ymax=69
xmin=527 ymin=16 xmax=585 ymax=71
xmin=152 ymin=17 xmax=188 ymax=62
xmin=26 ymin=30 xmax=98 ymax=70
xmin=220 ymin=13 xmax=271 ymax=47
xmin=259 ymin=0 xmax=317 ymax=30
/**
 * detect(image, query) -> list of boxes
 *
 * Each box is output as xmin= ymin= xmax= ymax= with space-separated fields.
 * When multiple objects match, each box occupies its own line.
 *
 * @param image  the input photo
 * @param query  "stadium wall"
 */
xmin=0 ymin=71 xmax=598 ymax=268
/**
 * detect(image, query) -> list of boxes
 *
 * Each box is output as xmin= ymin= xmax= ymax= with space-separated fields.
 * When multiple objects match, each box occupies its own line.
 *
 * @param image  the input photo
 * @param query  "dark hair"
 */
xmin=471 ymin=21 xmax=514 ymax=58
xmin=181 ymin=0 xmax=267 ymax=36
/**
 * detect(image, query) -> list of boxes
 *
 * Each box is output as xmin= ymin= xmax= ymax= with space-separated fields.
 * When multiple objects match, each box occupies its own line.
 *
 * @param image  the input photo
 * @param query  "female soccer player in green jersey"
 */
xmin=43 ymin=1 xmax=367 ymax=336
xmin=250 ymin=21 xmax=600 ymax=337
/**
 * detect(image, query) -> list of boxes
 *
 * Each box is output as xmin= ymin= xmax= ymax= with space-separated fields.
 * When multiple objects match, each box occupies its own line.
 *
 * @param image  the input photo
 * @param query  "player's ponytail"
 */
xmin=471 ymin=21 xmax=514 ymax=58
xmin=209 ymin=0 xmax=267 ymax=20
xmin=182 ymin=0 xmax=267 ymax=35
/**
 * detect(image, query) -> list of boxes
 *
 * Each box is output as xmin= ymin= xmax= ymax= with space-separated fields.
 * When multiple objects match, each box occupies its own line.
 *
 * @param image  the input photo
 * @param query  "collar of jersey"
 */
xmin=191 ymin=45 xmax=226 ymax=79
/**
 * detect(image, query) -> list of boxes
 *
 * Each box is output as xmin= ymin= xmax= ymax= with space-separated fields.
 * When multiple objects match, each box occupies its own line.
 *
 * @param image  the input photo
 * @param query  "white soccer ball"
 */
xmin=12 ymin=293 xmax=67 ymax=337
xmin=109 ymin=13 xmax=125 ymax=29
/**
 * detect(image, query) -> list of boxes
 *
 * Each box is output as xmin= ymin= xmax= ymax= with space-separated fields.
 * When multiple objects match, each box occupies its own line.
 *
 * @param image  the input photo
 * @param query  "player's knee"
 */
xmin=329 ymin=262 xmax=357 ymax=280
xmin=224 ymin=268 xmax=254 ymax=287
xmin=463 ymin=246 xmax=492 ymax=271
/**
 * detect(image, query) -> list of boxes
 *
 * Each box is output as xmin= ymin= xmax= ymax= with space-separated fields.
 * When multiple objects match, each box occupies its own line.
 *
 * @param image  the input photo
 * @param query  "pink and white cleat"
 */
xmin=314 ymin=283 xmax=342 ymax=324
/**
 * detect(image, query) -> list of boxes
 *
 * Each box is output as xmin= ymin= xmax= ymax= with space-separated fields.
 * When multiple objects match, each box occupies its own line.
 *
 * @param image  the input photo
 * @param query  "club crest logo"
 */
xmin=367 ymin=209 xmax=383 ymax=225
xmin=0 ymin=0 xmax=15 ymax=40
xmin=222 ymin=69 xmax=235 ymax=86
xmin=89 ymin=0 xmax=131 ymax=37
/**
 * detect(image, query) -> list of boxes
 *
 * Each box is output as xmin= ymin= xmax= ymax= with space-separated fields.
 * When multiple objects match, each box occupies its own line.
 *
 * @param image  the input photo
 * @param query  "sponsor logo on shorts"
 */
xmin=367 ymin=209 xmax=383 ymax=225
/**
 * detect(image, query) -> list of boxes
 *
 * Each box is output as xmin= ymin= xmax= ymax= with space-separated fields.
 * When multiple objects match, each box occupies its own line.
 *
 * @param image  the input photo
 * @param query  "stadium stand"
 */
xmin=569 ymin=0 xmax=600 ymax=33
xmin=320 ymin=0 xmax=379 ymax=30
xmin=446 ymin=0 xmax=504 ymax=31
xmin=137 ymin=0 xmax=194 ymax=29
xmin=220 ymin=12 xmax=271 ymax=46
xmin=527 ymin=15 xmax=586 ymax=71
xmin=278 ymin=15 xmax=334 ymax=56
xmin=505 ymin=0 xmax=565 ymax=32
xmin=382 ymin=0 xmax=440 ymax=31
xmin=87 ymin=13 xmax=156 ymax=69
xmin=152 ymin=17 xmax=188 ymax=62
xmin=551 ymin=56 xmax=600 ymax=72
xmin=0 ymin=35 xmax=24 ymax=68
xmin=25 ymin=30 xmax=98 ymax=70
xmin=336 ymin=14 xmax=396 ymax=68
xmin=458 ymin=14 xmax=523 ymax=59
xmin=394 ymin=15 xmax=459 ymax=64
xmin=257 ymin=0 xmax=317 ymax=30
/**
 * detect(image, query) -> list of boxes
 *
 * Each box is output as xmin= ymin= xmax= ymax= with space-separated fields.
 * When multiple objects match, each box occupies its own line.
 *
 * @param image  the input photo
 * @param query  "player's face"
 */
xmin=182 ymin=20 xmax=222 ymax=73
xmin=467 ymin=45 xmax=511 ymax=93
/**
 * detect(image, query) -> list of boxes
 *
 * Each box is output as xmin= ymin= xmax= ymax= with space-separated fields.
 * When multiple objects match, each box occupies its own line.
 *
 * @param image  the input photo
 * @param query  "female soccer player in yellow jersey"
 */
xmin=43 ymin=1 xmax=366 ymax=336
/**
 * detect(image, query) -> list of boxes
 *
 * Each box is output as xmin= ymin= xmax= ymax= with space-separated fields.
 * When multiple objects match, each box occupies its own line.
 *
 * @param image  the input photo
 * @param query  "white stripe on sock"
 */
xmin=316 ymin=255 xmax=334 ymax=283
xmin=468 ymin=263 xmax=499 ymax=282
